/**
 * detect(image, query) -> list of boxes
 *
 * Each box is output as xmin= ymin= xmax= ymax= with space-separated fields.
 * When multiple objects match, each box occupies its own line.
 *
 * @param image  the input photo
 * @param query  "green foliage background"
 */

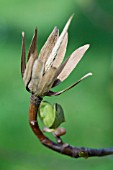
xmin=0 ymin=0 xmax=113 ymax=169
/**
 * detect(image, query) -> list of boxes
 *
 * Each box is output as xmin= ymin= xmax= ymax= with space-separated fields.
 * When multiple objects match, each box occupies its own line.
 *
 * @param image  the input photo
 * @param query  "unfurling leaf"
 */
xmin=52 ymin=103 xmax=65 ymax=129
xmin=39 ymin=101 xmax=65 ymax=129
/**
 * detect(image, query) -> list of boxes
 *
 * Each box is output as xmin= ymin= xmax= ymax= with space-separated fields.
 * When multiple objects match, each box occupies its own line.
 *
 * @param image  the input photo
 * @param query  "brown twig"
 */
xmin=29 ymin=94 xmax=113 ymax=159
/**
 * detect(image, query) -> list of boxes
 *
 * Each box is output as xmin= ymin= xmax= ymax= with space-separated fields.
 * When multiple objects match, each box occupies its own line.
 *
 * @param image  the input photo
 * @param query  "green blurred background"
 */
xmin=0 ymin=0 xmax=113 ymax=169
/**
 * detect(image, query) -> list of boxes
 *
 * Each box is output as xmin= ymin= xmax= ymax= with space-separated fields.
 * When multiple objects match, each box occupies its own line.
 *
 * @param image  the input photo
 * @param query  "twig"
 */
xmin=29 ymin=94 xmax=113 ymax=159
xmin=52 ymin=132 xmax=63 ymax=144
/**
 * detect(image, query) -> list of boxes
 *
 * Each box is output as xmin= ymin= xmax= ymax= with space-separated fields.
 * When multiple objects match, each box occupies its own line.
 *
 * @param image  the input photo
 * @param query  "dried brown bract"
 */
xmin=21 ymin=16 xmax=92 ymax=98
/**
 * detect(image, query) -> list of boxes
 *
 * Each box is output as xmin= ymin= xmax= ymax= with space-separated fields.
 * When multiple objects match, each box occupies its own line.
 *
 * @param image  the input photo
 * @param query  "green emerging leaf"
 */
xmin=39 ymin=101 xmax=65 ymax=129
xmin=52 ymin=103 xmax=65 ymax=129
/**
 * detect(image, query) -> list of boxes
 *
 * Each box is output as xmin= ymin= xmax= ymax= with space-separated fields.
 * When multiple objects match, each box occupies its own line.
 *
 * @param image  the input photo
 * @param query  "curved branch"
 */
xmin=29 ymin=94 xmax=113 ymax=158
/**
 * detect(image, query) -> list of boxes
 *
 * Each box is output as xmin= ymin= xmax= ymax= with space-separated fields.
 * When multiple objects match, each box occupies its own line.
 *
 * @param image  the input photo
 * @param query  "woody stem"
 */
xmin=29 ymin=94 xmax=113 ymax=158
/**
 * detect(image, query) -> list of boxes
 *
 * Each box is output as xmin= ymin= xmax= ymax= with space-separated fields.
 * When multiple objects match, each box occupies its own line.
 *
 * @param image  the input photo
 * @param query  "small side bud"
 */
xmin=54 ymin=127 xmax=66 ymax=137
xmin=78 ymin=151 xmax=88 ymax=159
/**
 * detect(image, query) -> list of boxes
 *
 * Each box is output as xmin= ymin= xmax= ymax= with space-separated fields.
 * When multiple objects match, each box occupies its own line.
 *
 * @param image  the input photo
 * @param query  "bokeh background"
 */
xmin=0 ymin=0 xmax=113 ymax=169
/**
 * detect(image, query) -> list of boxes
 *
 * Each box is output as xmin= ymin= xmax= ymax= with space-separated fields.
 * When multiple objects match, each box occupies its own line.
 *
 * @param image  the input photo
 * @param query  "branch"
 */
xmin=29 ymin=94 xmax=113 ymax=158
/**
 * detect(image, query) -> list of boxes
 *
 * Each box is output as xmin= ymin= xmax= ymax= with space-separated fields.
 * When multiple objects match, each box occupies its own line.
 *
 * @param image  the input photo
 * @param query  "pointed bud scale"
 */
xmin=27 ymin=28 xmax=38 ymax=61
xmin=45 ymin=15 xmax=73 ymax=72
xmin=21 ymin=32 xmax=26 ymax=77
xmin=52 ymin=32 xmax=68 ymax=69
xmin=57 ymin=44 xmax=90 ymax=83
xmin=28 ymin=59 xmax=44 ymax=93
xmin=36 ymin=67 xmax=57 ymax=96
xmin=22 ymin=29 xmax=38 ymax=88
xmin=47 ymin=72 xmax=92 ymax=96
xmin=39 ymin=27 xmax=59 ymax=66
xmin=23 ymin=54 xmax=37 ymax=87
